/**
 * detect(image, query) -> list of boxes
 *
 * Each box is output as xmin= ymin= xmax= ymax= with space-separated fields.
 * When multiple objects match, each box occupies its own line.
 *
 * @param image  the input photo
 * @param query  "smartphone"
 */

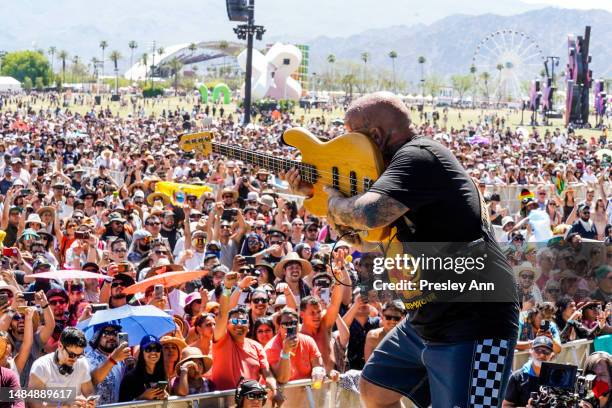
xmin=86 ymin=395 xmax=100 ymax=402
xmin=0 ymin=294 xmax=9 ymax=308
xmin=2 ymin=248 xmax=17 ymax=257
xmin=540 ymin=320 xmax=550 ymax=332
xmin=286 ymin=325 xmax=297 ymax=337
xmin=244 ymin=256 xmax=256 ymax=265
xmin=319 ymin=287 xmax=331 ymax=304
xmin=1 ymin=257 xmax=9 ymax=269
xmin=91 ymin=304 xmax=109 ymax=313
xmin=357 ymin=284 xmax=369 ymax=303
xmin=222 ymin=209 xmax=236 ymax=221
xmin=156 ymin=381 xmax=168 ymax=392
xmin=117 ymin=332 xmax=129 ymax=345
xmin=154 ymin=284 xmax=164 ymax=300
xmin=117 ymin=263 xmax=130 ymax=273
xmin=22 ymin=292 xmax=36 ymax=303
xmin=74 ymin=231 xmax=90 ymax=240
xmin=20 ymin=188 xmax=32 ymax=196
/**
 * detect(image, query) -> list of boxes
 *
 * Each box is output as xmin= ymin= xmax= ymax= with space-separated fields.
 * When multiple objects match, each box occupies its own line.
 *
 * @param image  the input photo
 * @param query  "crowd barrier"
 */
xmin=97 ymin=341 xmax=594 ymax=408
xmin=484 ymin=183 xmax=591 ymax=214
xmin=512 ymin=338 xmax=593 ymax=371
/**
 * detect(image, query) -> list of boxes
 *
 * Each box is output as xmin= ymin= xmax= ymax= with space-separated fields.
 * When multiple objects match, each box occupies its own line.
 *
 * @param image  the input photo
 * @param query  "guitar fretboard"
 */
xmin=212 ymin=143 xmax=318 ymax=184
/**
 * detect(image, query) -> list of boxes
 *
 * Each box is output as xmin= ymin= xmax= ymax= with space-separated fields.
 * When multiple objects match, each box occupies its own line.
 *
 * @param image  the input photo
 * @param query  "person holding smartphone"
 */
xmin=119 ymin=335 xmax=168 ymax=402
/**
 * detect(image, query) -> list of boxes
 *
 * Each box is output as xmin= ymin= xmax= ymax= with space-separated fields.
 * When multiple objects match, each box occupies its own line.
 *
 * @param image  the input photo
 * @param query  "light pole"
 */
xmin=233 ymin=0 xmax=265 ymax=125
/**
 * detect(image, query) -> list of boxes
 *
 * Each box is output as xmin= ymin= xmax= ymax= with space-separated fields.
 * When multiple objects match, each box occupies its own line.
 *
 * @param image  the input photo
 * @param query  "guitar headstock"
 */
xmin=178 ymin=132 xmax=214 ymax=156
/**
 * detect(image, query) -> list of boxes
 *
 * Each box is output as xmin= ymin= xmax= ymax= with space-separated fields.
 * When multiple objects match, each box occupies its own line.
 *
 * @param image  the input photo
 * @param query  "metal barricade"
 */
xmin=512 ymin=339 xmax=593 ymax=371
xmin=485 ymin=183 xmax=589 ymax=214
xmin=82 ymin=166 xmax=126 ymax=187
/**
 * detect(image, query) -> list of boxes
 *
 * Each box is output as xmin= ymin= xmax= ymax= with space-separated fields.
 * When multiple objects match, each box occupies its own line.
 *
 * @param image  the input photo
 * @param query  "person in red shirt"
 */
xmin=264 ymin=307 xmax=323 ymax=383
xmin=211 ymin=272 xmax=281 ymax=404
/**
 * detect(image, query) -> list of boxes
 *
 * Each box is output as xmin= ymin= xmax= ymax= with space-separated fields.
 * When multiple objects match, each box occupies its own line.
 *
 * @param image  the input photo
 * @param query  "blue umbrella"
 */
xmin=77 ymin=305 xmax=175 ymax=347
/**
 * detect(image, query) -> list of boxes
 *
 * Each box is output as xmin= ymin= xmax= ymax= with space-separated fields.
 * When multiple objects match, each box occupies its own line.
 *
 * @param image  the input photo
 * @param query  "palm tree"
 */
xmin=470 ymin=65 xmax=477 ymax=107
xmin=128 ymin=41 xmax=138 ymax=80
xmin=154 ymin=47 xmax=164 ymax=81
xmin=141 ymin=53 xmax=149 ymax=83
xmin=58 ymin=50 xmax=69 ymax=83
xmin=188 ymin=42 xmax=197 ymax=55
xmin=389 ymin=50 xmax=398 ymax=93
xmin=48 ymin=46 xmax=57 ymax=74
xmin=218 ymin=41 xmax=229 ymax=80
xmin=91 ymin=57 xmax=99 ymax=81
xmin=480 ymin=72 xmax=491 ymax=104
xmin=109 ymin=50 xmax=122 ymax=94
xmin=71 ymin=55 xmax=79 ymax=83
xmin=496 ymin=63 xmax=504 ymax=103
xmin=418 ymin=56 xmax=426 ymax=96
xmin=360 ymin=52 xmax=369 ymax=93
xmin=168 ymin=57 xmax=183 ymax=96
xmin=99 ymin=40 xmax=108 ymax=78
xmin=327 ymin=54 xmax=336 ymax=91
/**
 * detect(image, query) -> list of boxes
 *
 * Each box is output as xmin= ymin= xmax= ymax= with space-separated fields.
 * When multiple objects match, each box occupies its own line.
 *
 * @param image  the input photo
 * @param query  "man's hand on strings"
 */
xmin=280 ymin=167 xmax=314 ymax=197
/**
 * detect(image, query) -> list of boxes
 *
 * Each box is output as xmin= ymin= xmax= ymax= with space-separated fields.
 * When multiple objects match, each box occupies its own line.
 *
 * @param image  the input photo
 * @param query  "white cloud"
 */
xmin=520 ymin=0 xmax=612 ymax=11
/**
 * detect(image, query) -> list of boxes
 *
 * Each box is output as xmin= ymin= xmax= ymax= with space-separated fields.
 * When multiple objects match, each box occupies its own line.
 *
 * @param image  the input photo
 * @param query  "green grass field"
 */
xmin=4 ymin=95 xmax=609 ymax=139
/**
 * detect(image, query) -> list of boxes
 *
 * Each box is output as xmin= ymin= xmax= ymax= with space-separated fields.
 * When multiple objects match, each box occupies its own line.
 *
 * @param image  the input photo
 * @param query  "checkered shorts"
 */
xmin=469 ymin=339 xmax=510 ymax=408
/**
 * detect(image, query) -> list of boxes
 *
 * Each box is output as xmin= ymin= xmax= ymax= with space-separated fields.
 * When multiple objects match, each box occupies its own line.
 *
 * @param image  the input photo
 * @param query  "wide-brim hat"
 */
xmin=174 ymin=346 xmax=212 ymax=375
xmin=514 ymin=261 xmax=541 ymax=281
xmin=105 ymin=212 xmax=127 ymax=226
xmin=25 ymin=214 xmax=46 ymax=229
xmin=258 ymin=194 xmax=276 ymax=208
xmin=143 ymin=175 xmax=162 ymax=191
xmin=221 ymin=188 xmax=238 ymax=199
xmin=37 ymin=206 xmax=55 ymax=217
xmin=160 ymin=335 xmax=188 ymax=354
xmin=273 ymin=252 xmax=312 ymax=279
xmin=146 ymin=192 xmax=171 ymax=206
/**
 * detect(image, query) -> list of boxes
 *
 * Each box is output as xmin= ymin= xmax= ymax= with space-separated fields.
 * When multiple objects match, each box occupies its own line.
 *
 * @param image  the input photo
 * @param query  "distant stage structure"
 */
xmin=237 ymin=42 xmax=302 ymax=101
xmin=124 ymin=41 xmax=242 ymax=81
xmin=472 ymin=29 xmax=545 ymax=100
xmin=565 ymin=26 xmax=593 ymax=128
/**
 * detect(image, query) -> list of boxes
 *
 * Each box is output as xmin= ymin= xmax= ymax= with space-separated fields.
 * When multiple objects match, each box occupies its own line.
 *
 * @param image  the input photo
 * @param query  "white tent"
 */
xmin=0 ymin=77 xmax=21 ymax=92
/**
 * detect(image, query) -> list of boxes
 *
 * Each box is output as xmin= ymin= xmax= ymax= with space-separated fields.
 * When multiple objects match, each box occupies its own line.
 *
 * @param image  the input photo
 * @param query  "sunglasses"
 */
xmin=313 ymin=266 xmax=327 ymax=273
xmin=222 ymin=195 xmax=234 ymax=199
xmin=111 ymin=282 xmax=125 ymax=288
xmin=245 ymin=394 xmax=267 ymax=401
xmin=113 ymin=248 xmax=127 ymax=253
xmin=281 ymin=321 xmax=298 ymax=328
xmin=102 ymin=330 xmax=119 ymax=337
xmin=383 ymin=315 xmax=402 ymax=321
xmin=519 ymin=274 xmax=534 ymax=280
xmin=147 ymin=222 xmax=161 ymax=226
xmin=533 ymin=347 xmax=552 ymax=356
xmin=64 ymin=349 xmax=84 ymax=359
xmin=49 ymin=299 xmax=67 ymax=306
xmin=155 ymin=250 xmax=169 ymax=256
xmin=230 ymin=318 xmax=249 ymax=325
xmin=12 ymin=314 xmax=23 ymax=321
xmin=251 ymin=298 xmax=269 ymax=305
xmin=144 ymin=345 xmax=161 ymax=353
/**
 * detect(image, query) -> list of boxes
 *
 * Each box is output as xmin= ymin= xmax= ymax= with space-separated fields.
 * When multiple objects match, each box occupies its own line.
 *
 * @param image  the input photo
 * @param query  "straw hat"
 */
xmin=174 ymin=346 xmax=213 ymax=375
xmin=143 ymin=175 xmax=161 ymax=191
xmin=514 ymin=262 xmax=540 ymax=281
xmin=221 ymin=187 xmax=238 ymax=200
xmin=160 ymin=335 xmax=188 ymax=354
xmin=146 ymin=192 xmax=171 ymax=206
xmin=273 ymin=252 xmax=312 ymax=279
xmin=37 ymin=206 xmax=55 ymax=217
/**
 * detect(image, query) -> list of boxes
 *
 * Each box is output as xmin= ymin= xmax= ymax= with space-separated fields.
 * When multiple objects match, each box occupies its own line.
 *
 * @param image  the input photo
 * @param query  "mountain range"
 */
xmin=1 ymin=2 xmax=611 ymax=83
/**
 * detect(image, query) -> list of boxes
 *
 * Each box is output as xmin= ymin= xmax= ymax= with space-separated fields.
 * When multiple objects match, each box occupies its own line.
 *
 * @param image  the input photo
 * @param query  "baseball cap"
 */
xmin=140 ymin=335 xmax=161 ymax=349
xmin=532 ymin=336 xmax=553 ymax=351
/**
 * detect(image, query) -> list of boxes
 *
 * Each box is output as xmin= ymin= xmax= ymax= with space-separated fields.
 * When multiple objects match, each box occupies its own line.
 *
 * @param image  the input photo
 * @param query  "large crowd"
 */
xmin=0 ymin=92 xmax=611 ymax=408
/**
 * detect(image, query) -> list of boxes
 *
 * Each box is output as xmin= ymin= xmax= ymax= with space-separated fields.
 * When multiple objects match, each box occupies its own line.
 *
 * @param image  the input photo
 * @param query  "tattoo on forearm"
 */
xmin=329 ymin=193 xmax=407 ymax=230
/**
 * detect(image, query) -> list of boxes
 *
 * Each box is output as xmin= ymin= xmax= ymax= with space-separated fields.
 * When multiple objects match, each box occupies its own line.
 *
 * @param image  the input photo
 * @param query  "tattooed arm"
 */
xmin=323 ymin=187 xmax=408 ymax=230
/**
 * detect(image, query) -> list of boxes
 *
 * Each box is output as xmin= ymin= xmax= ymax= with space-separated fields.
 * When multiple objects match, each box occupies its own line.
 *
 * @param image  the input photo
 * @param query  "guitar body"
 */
xmin=283 ymin=127 xmax=396 ymax=243
xmin=178 ymin=128 xmax=398 ymax=243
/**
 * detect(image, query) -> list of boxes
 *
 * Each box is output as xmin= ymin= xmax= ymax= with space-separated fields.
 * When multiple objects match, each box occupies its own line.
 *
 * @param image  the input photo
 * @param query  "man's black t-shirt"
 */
xmin=369 ymin=136 xmax=519 ymax=342
xmin=504 ymin=365 xmax=540 ymax=406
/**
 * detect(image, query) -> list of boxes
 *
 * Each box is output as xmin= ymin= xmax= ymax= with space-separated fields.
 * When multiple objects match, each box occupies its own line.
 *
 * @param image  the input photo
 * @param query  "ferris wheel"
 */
xmin=472 ymin=29 xmax=545 ymax=100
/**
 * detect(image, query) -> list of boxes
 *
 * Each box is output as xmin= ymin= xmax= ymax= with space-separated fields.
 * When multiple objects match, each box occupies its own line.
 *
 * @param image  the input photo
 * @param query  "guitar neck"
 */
xmin=212 ymin=143 xmax=318 ymax=184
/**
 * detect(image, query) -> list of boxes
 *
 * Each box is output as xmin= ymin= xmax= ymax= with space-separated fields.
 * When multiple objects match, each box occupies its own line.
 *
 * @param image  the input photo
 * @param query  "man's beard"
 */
xmin=112 ymin=294 xmax=127 ymax=300
xmin=98 ymin=343 xmax=115 ymax=353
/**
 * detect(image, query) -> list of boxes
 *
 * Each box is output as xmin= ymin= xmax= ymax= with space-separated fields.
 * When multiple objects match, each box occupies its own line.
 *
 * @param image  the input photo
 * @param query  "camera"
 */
xmin=530 ymin=362 xmax=599 ymax=407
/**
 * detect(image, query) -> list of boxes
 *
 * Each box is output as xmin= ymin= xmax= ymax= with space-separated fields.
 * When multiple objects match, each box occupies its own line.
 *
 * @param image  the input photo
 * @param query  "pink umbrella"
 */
xmin=32 ymin=270 xmax=111 ymax=281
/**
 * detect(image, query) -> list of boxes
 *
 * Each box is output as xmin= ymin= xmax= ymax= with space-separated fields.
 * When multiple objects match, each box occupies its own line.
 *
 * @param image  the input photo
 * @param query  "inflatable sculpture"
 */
xmin=237 ymin=42 xmax=302 ymax=101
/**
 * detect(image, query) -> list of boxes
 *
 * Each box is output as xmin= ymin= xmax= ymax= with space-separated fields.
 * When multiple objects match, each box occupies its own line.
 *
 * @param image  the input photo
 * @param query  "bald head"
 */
xmin=345 ymin=92 xmax=412 ymax=131
xmin=344 ymin=92 xmax=415 ymax=162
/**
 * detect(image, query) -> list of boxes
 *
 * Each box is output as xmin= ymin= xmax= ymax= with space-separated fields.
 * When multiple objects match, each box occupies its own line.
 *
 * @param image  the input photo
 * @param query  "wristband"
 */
xmin=222 ymin=287 xmax=232 ymax=297
xmin=108 ymin=356 xmax=118 ymax=366
xmin=41 ymin=304 xmax=49 ymax=309
xmin=280 ymin=351 xmax=291 ymax=360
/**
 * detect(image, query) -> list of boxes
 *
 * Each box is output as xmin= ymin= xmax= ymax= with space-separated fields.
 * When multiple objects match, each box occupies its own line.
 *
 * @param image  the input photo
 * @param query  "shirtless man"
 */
xmin=364 ymin=300 xmax=406 ymax=362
